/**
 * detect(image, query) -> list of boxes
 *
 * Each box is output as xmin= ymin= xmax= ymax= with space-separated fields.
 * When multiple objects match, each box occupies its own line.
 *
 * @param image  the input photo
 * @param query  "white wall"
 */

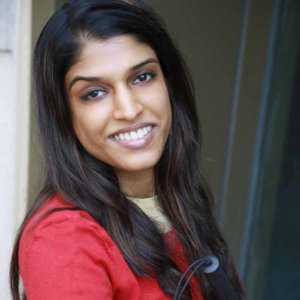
xmin=0 ymin=0 xmax=32 ymax=298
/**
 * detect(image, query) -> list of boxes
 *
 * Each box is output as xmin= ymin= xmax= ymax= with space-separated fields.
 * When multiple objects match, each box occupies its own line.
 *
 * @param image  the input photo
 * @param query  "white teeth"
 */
xmin=125 ymin=133 xmax=131 ymax=141
xmin=119 ymin=133 xmax=125 ymax=141
xmin=130 ymin=131 xmax=138 ymax=140
xmin=137 ymin=129 xmax=144 ymax=138
xmin=114 ymin=125 xmax=152 ymax=142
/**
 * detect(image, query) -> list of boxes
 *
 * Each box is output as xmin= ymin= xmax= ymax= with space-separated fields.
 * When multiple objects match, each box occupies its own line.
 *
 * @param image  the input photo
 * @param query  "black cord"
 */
xmin=174 ymin=257 xmax=211 ymax=300
xmin=174 ymin=255 xmax=240 ymax=300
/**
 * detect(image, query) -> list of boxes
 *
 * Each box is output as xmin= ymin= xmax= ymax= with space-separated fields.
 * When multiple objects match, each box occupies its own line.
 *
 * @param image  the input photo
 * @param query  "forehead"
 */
xmin=65 ymin=35 xmax=157 ymax=81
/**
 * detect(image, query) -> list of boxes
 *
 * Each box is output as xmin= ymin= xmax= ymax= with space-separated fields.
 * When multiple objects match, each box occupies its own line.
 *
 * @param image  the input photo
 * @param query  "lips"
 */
xmin=110 ymin=123 xmax=154 ymax=136
xmin=114 ymin=125 xmax=152 ymax=141
xmin=109 ymin=123 xmax=156 ymax=149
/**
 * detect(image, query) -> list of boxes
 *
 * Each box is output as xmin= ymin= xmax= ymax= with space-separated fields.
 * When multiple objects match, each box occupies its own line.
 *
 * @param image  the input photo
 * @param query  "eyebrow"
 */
xmin=68 ymin=57 xmax=159 ymax=90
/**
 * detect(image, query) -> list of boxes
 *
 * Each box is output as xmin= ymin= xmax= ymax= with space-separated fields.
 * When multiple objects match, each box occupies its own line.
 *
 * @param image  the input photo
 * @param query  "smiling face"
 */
xmin=65 ymin=35 xmax=172 ymax=194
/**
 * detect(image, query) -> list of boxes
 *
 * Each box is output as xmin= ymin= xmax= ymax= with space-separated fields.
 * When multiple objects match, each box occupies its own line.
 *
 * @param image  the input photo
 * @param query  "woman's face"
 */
xmin=65 ymin=35 xmax=172 ymax=181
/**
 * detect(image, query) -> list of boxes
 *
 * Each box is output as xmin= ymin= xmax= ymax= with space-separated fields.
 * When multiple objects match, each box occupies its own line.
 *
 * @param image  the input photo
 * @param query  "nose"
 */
xmin=113 ymin=85 xmax=143 ymax=121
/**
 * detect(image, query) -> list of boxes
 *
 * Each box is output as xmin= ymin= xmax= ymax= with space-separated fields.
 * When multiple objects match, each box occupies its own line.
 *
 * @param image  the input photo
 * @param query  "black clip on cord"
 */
xmin=174 ymin=255 xmax=240 ymax=300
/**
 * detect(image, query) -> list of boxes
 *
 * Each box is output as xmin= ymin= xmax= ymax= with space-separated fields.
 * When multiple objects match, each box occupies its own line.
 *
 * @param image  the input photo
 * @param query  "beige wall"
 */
xmin=0 ymin=0 xmax=32 ymax=298
xmin=27 ymin=0 xmax=56 ymax=204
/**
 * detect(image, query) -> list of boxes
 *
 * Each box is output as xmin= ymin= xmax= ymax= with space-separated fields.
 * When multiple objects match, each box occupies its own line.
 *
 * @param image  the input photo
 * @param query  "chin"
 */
xmin=118 ymin=163 xmax=155 ymax=173
xmin=116 ymin=156 xmax=160 ymax=173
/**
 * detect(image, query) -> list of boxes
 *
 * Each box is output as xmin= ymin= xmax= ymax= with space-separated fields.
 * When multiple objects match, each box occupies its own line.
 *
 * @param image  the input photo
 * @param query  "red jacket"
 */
xmin=19 ymin=195 xmax=204 ymax=299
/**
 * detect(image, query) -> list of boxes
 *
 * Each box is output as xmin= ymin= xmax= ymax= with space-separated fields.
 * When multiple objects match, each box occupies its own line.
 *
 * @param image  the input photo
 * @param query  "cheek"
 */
xmin=165 ymin=108 xmax=172 ymax=139
xmin=72 ymin=103 xmax=109 ymax=132
xmin=72 ymin=120 xmax=93 ymax=149
xmin=155 ymin=92 xmax=172 ymax=141
xmin=72 ymin=111 xmax=101 ymax=145
xmin=160 ymin=90 xmax=172 ymax=127
xmin=152 ymin=82 xmax=171 ymax=111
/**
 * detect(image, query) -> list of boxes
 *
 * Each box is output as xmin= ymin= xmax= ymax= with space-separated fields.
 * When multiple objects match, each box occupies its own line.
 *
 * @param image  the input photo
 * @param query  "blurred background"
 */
xmin=0 ymin=0 xmax=299 ymax=299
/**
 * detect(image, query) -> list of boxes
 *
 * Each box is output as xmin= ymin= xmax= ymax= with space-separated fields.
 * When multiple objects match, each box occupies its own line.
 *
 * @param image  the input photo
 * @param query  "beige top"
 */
xmin=127 ymin=195 xmax=172 ymax=234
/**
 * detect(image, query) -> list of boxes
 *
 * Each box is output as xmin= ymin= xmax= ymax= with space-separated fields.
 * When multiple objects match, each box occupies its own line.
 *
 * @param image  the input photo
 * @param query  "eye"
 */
xmin=80 ymin=89 xmax=108 ymax=101
xmin=132 ymin=72 xmax=155 ymax=85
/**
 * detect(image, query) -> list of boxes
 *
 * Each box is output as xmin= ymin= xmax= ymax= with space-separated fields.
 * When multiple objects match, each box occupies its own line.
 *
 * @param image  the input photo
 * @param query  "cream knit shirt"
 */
xmin=127 ymin=196 xmax=172 ymax=234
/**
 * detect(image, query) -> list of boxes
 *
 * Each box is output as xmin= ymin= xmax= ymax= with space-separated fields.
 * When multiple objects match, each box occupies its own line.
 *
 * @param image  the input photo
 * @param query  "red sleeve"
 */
xmin=19 ymin=211 xmax=114 ymax=300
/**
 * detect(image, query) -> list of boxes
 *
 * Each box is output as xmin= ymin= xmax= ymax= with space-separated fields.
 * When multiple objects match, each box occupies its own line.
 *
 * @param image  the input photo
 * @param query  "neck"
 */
xmin=116 ymin=169 xmax=154 ymax=198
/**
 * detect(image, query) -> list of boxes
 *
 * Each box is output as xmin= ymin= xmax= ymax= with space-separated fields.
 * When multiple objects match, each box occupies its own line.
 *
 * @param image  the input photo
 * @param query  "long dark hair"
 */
xmin=10 ymin=1 xmax=244 ymax=299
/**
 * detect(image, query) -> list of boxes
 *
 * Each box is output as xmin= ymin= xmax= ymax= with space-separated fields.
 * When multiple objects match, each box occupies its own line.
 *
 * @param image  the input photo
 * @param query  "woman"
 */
xmin=10 ymin=0 xmax=244 ymax=299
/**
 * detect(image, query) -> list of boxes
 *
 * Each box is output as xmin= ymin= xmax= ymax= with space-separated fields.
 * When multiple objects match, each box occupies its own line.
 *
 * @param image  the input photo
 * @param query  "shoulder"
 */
xmin=19 ymin=194 xmax=121 ymax=299
xmin=19 ymin=194 xmax=117 ymax=273
xmin=21 ymin=194 xmax=112 ymax=244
